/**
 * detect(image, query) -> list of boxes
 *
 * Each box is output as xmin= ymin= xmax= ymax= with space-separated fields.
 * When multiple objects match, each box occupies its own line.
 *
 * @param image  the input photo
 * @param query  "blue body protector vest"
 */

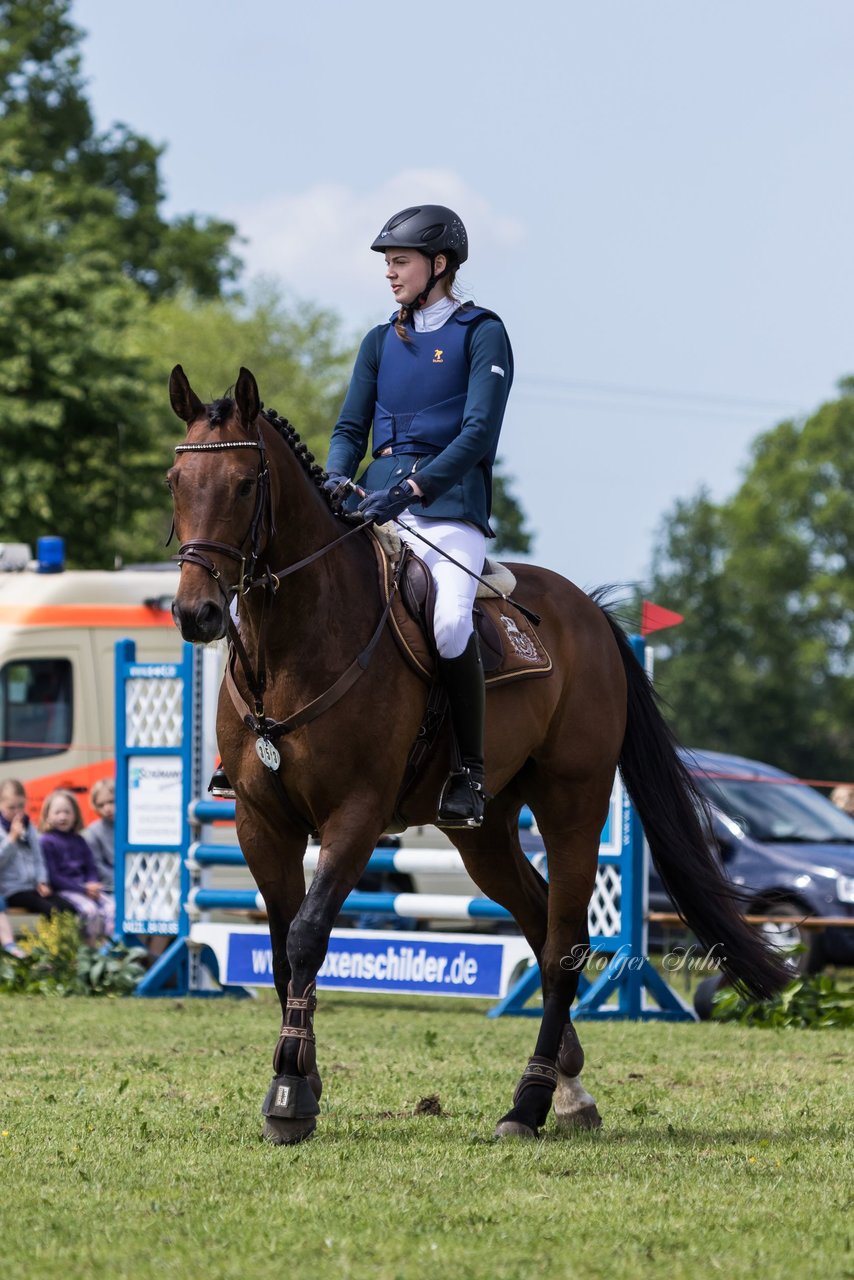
xmin=372 ymin=306 xmax=503 ymax=459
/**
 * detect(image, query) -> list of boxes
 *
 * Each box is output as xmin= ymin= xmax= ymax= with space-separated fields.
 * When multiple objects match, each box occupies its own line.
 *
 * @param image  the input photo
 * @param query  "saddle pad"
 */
xmin=370 ymin=531 xmax=552 ymax=687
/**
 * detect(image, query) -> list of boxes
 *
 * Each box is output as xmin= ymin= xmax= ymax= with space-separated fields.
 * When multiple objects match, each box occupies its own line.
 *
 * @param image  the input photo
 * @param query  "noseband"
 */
xmin=173 ymin=438 xmax=271 ymax=598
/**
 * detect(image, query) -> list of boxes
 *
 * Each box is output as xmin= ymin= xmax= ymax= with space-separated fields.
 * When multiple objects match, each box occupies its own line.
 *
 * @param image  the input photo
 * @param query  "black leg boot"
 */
xmin=437 ymin=633 xmax=487 ymax=828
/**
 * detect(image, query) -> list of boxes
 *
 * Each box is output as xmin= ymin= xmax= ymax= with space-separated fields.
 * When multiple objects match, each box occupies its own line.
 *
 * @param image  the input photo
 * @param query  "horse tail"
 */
xmin=599 ymin=604 xmax=790 ymax=1000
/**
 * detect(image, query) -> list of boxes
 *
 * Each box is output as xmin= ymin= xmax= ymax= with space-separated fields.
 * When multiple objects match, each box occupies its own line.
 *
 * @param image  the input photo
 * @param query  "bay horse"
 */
xmin=167 ymin=365 xmax=787 ymax=1144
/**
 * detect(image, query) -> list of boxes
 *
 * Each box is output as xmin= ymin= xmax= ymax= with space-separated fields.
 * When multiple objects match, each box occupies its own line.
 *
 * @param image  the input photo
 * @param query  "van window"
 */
xmin=0 ymin=659 xmax=73 ymax=760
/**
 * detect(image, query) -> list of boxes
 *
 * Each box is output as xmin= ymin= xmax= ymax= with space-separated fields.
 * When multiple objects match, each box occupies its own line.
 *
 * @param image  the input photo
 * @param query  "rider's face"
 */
xmin=384 ymin=250 xmax=432 ymax=306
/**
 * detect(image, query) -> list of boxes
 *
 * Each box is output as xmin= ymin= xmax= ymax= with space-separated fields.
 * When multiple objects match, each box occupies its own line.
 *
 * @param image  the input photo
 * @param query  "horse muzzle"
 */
xmin=172 ymin=596 xmax=228 ymax=643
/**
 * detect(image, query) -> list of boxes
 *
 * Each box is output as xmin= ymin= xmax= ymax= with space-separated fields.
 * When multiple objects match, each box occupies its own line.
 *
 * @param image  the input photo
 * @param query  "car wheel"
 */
xmin=693 ymin=973 xmax=728 ymax=1020
xmin=753 ymin=899 xmax=822 ymax=975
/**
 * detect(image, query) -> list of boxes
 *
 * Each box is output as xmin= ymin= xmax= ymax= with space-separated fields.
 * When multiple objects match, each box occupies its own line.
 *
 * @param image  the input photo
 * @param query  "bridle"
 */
xmin=171 ymin=419 xmax=406 ymax=770
xmin=173 ymin=437 xmax=272 ymax=598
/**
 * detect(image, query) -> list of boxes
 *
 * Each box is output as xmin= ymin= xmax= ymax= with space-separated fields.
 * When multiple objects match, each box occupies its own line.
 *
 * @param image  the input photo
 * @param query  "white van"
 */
xmin=0 ymin=540 xmax=181 ymax=822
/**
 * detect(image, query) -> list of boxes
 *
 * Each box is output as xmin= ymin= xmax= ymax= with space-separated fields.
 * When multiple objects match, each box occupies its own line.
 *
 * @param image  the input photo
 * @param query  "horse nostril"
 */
xmin=172 ymin=598 xmax=226 ymax=641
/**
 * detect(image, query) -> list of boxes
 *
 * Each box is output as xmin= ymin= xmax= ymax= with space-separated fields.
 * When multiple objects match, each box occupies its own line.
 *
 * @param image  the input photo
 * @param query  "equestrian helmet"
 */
xmin=371 ymin=205 xmax=468 ymax=265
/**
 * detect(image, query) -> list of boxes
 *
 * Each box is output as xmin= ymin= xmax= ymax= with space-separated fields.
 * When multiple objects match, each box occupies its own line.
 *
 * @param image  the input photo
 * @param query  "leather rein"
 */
xmin=173 ymin=431 xmax=406 ymax=763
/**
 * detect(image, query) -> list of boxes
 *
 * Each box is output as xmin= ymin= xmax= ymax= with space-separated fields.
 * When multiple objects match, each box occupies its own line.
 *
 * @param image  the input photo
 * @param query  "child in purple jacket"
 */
xmin=39 ymin=790 xmax=115 ymax=943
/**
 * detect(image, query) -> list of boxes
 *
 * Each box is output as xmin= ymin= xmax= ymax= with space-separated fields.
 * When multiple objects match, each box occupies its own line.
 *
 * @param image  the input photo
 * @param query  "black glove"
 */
xmin=358 ymin=478 xmax=416 ymax=525
xmin=321 ymin=472 xmax=352 ymax=503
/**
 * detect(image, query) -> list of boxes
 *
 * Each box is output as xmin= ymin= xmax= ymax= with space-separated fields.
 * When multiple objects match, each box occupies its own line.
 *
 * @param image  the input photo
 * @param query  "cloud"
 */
xmin=223 ymin=170 xmax=525 ymax=321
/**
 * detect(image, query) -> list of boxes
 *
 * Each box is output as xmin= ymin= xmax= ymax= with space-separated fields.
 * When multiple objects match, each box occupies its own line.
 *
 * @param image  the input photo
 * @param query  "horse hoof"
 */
xmin=262 ymin=1115 xmax=317 ymax=1145
xmin=554 ymin=1073 xmax=602 ymax=1131
xmin=494 ymin=1119 xmax=538 ymax=1139
xmin=554 ymin=1103 xmax=602 ymax=1131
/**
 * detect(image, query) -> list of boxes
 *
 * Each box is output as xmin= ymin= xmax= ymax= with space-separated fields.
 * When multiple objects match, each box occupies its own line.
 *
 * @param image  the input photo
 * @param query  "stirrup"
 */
xmin=208 ymin=766 xmax=235 ymax=800
xmin=437 ymin=768 xmax=486 ymax=829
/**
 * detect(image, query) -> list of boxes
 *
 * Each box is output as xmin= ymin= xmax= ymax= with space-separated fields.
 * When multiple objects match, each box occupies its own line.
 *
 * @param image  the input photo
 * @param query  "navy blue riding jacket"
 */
xmin=326 ymin=304 xmax=513 ymax=535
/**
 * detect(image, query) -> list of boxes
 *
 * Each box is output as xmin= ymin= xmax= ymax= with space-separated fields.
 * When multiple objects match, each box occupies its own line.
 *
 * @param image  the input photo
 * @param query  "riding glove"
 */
xmin=358 ymin=479 xmax=416 ymax=525
xmin=321 ymin=472 xmax=352 ymax=503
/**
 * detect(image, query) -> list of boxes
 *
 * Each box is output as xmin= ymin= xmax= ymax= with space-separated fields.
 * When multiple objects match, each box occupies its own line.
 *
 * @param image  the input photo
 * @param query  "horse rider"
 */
xmin=322 ymin=204 xmax=514 ymax=828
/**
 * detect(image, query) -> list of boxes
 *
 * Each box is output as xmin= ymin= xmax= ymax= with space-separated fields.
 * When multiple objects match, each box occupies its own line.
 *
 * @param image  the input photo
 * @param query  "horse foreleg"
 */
xmin=261 ymin=832 xmax=378 ymax=1145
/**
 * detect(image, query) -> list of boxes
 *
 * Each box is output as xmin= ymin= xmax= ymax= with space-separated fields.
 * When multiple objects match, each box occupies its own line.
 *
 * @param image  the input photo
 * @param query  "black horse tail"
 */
xmin=600 ymin=606 xmax=790 ymax=1000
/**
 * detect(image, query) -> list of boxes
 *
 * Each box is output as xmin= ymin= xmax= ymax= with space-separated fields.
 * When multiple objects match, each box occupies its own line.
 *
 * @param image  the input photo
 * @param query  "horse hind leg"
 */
xmin=493 ymin=793 xmax=607 ymax=1139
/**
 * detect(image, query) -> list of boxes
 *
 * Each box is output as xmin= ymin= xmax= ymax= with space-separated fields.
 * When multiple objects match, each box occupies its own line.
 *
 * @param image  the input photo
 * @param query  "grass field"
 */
xmin=2 ymin=991 xmax=851 ymax=1280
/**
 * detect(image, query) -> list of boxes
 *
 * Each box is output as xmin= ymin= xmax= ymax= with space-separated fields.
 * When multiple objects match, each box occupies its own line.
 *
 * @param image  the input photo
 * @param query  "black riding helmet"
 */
xmin=371 ymin=205 xmax=468 ymax=307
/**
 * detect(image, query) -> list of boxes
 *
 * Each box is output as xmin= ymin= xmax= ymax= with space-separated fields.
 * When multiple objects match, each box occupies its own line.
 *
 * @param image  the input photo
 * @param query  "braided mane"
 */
xmin=260 ymin=406 xmax=341 ymax=511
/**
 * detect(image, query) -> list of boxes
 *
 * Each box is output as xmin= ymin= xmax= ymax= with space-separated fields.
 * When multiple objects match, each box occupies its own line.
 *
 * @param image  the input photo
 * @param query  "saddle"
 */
xmin=369 ymin=527 xmax=552 ymax=685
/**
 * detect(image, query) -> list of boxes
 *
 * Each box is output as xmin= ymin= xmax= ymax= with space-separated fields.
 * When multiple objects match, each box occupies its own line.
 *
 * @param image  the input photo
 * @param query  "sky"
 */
xmin=72 ymin=0 xmax=854 ymax=594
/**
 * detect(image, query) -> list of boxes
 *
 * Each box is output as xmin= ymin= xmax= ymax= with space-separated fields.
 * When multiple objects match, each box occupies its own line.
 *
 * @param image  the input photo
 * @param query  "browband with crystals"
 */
xmin=175 ymin=441 xmax=262 ymax=453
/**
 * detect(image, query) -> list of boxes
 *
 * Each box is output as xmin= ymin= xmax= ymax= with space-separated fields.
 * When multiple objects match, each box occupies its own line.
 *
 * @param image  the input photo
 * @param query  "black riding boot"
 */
xmin=208 ymin=764 xmax=235 ymax=799
xmin=437 ymin=633 xmax=487 ymax=828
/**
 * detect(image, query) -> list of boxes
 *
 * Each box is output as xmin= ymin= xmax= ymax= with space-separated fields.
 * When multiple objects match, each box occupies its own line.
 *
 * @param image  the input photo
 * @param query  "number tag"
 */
xmin=255 ymin=737 xmax=281 ymax=771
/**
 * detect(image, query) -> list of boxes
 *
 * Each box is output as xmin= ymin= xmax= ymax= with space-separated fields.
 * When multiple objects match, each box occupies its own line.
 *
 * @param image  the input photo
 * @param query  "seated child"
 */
xmin=83 ymin=777 xmax=115 ymax=893
xmin=39 ymin=789 xmax=116 ymax=944
xmin=0 ymin=777 xmax=75 ymax=919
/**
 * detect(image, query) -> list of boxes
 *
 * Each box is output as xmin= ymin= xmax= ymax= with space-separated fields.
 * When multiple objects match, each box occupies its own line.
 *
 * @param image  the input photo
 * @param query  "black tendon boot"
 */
xmin=437 ymin=633 xmax=487 ymax=828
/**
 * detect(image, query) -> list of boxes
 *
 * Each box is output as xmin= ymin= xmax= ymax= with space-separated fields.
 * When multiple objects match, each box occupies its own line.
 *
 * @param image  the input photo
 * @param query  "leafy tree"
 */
xmin=0 ymin=0 xmax=239 ymax=567
xmin=0 ymin=0 xmax=530 ymax=566
xmin=490 ymin=470 xmax=533 ymax=556
xmin=648 ymin=381 xmax=854 ymax=780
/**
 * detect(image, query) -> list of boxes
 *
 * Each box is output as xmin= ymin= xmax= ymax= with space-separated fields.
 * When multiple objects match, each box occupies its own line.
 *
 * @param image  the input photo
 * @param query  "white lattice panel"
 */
xmin=125 ymin=678 xmax=183 ymax=748
xmin=123 ymin=852 xmax=182 ymax=933
xmin=588 ymin=865 xmax=622 ymax=938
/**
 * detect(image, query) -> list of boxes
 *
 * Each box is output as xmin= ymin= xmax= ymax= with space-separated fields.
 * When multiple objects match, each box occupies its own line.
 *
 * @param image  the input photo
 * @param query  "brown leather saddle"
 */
xmin=369 ymin=530 xmax=552 ymax=686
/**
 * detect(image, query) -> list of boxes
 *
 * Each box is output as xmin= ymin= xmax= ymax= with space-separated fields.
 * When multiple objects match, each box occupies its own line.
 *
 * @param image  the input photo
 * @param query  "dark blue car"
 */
xmin=647 ymin=748 xmax=854 ymax=971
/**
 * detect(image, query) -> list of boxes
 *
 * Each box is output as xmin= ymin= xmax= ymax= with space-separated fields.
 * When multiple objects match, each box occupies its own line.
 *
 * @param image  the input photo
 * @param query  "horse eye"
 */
xmin=237 ymin=478 xmax=254 ymax=499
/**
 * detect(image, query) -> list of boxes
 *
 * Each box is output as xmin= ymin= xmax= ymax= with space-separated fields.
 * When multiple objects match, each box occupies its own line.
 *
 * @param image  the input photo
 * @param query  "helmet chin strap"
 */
xmin=413 ymin=253 xmax=452 ymax=309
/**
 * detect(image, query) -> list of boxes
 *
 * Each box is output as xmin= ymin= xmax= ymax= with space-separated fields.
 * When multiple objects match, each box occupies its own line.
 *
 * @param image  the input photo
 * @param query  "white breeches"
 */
xmin=396 ymin=514 xmax=486 ymax=659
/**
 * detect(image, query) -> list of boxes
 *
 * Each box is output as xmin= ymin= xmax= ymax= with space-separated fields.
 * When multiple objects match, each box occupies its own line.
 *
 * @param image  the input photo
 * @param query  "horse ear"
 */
xmin=169 ymin=365 xmax=205 ymax=423
xmin=235 ymin=367 xmax=260 ymax=427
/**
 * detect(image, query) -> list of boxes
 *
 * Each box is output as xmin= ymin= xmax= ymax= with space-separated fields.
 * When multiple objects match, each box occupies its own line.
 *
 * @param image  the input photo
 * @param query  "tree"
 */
xmin=647 ymin=380 xmax=854 ymax=780
xmin=0 ymin=0 xmax=239 ymax=567
xmin=0 ymin=0 xmax=531 ymax=566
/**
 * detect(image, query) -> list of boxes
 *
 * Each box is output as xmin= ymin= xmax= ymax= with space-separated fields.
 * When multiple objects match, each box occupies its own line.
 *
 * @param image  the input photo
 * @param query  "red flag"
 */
xmin=641 ymin=601 xmax=684 ymax=636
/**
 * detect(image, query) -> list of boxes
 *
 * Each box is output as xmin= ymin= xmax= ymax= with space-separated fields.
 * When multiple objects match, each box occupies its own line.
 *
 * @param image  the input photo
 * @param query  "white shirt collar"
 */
xmin=412 ymin=296 xmax=462 ymax=333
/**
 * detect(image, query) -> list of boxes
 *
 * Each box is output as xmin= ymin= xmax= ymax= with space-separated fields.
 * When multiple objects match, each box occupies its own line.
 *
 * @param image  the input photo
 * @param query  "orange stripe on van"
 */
xmin=0 ymin=605 xmax=174 ymax=627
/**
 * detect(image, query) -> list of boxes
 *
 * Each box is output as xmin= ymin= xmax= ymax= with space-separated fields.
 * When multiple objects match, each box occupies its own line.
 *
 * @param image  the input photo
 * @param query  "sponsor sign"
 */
xmin=219 ymin=927 xmax=531 ymax=999
xmin=127 ymin=755 xmax=183 ymax=846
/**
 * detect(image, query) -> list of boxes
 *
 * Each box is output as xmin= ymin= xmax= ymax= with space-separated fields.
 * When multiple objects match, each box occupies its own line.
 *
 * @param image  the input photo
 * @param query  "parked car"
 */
xmin=309 ymin=750 xmax=854 ymax=965
xmin=648 ymin=748 xmax=854 ymax=972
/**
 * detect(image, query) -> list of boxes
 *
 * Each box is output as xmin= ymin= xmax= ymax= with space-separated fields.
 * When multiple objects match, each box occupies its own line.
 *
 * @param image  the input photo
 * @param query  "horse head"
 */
xmin=168 ymin=364 xmax=269 ymax=643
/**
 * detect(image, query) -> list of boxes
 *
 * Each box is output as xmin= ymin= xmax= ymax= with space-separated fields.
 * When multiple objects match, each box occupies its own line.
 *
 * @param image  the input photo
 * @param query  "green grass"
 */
xmin=1 ymin=992 xmax=851 ymax=1280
